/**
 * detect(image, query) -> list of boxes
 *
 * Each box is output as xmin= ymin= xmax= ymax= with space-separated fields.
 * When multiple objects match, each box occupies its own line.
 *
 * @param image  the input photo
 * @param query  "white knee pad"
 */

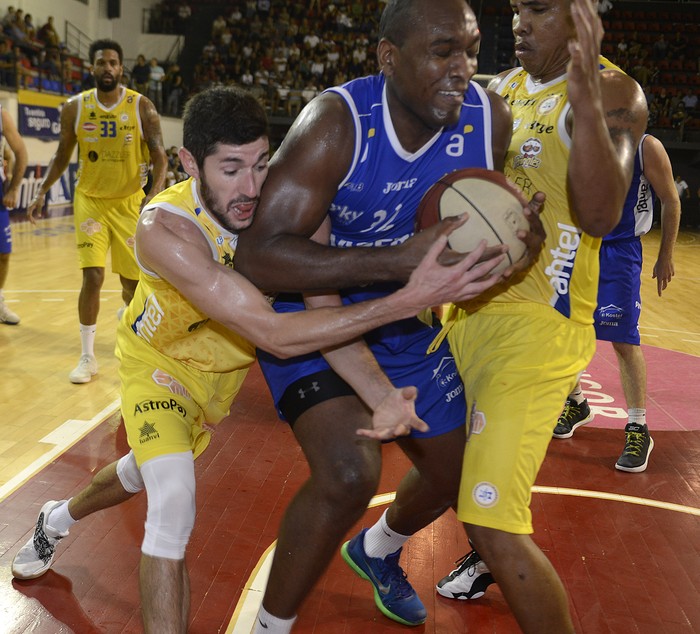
xmin=116 ymin=451 xmax=144 ymax=493
xmin=140 ymin=452 xmax=196 ymax=560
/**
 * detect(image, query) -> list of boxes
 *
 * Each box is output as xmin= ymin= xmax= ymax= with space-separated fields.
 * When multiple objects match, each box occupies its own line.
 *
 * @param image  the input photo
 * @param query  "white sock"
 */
xmin=363 ymin=509 xmax=409 ymax=559
xmin=47 ymin=498 xmax=78 ymax=534
xmin=79 ymin=323 xmax=97 ymax=357
xmin=628 ymin=408 xmax=646 ymax=426
xmin=569 ymin=386 xmax=586 ymax=405
xmin=252 ymin=605 xmax=296 ymax=634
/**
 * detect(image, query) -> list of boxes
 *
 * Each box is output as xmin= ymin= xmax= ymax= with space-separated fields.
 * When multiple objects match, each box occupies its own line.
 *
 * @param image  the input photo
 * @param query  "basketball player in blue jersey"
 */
xmin=434 ymin=1 xmax=648 ymax=632
xmin=554 ymin=134 xmax=680 ymax=473
xmin=0 ymin=107 xmax=28 ymax=325
xmin=235 ymin=0 xmax=545 ymax=631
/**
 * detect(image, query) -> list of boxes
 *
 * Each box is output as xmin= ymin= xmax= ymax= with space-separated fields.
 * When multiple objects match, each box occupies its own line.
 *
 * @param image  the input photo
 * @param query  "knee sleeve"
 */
xmin=116 ymin=451 xmax=144 ymax=493
xmin=140 ymin=452 xmax=196 ymax=560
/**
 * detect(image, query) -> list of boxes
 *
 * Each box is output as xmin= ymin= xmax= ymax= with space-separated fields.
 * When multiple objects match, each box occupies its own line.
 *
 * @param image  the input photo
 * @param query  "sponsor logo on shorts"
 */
xmin=80 ymin=218 xmax=102 ymax=236
xmin=596 ymin=303 xmax=623 ymax=327
xmin=472 ymin=482 xmax=499 ymax=508
xmin=126 ymin=236 xmax=135 ymax=248
xmin=432 ymin=356 xmax=464 ymax=404
xmin=152 ymin=369 xmax=191 ymax=399
xmin=467 ymin=403 xmax=486 ymax=441
xmin=138 ymin=420 xmax=160 ymax=444
xmin=77 ymin=241 xmax=94 ymax=249
xmin=133 ymin=398 xmax=187 ymax=417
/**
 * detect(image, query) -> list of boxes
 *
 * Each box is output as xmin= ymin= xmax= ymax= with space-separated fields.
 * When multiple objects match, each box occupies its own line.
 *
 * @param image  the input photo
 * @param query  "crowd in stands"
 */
xmin=601 ymin=8 xmax=700 ymax=139
xmin=2 ymin=0 xmax=699 ymax=142
xmin=0 ymin=7 xmax=82 ymax=94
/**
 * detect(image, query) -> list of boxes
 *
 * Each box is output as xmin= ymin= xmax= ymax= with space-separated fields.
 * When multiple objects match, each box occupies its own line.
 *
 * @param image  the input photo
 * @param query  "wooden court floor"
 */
xmin=1 ymin=216 xmax=700 ymax=633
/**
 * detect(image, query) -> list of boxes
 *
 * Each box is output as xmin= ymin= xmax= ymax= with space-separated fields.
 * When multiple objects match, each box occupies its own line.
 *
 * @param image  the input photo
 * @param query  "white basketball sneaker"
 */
xmin=0 ymin=299 xmax=20 ymax=325
xmin=69 ymin=354 xmax=98 ymax=384
xmin=12 ymin=500 xmax=70 ymax=580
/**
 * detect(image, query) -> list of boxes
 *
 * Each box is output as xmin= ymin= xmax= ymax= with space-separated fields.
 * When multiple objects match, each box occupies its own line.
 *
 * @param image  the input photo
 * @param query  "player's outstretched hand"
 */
xmin=501 ymin=191 xmax=547 ymax=278
xmin=357 ymin=386 xmax=429 ymax=440
xmin=401 ymin=217 xmax=506 ymax=309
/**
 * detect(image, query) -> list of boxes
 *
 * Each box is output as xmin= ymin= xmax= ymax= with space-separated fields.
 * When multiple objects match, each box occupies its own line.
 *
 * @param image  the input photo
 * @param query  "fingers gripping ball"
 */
xmin=416 ymin=168 xmax=530 ymax=274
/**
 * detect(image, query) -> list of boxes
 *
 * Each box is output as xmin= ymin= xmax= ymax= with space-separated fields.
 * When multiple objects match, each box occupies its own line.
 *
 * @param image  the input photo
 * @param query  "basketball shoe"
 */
xmin=69 ymin=354 xmax=98 ymax=384
xmin=436 ymin=548 xmax=495 ymax=600
xmin=0 ymin=298 xmax=20 ymax=324
xmin=616 ymin=422 xmax=654 ymax=472
xmin=12 ymin=500 xmax=69 ymax=579
xmin=553 ymin=398 xmax=592 ymax=439
xmin=341 ymin=528 xmax=426 ymax=626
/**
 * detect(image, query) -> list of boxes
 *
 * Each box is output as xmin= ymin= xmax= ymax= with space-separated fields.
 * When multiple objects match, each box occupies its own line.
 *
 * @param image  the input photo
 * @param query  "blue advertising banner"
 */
xmin=16 ymin=90 xmax=67 ymax=140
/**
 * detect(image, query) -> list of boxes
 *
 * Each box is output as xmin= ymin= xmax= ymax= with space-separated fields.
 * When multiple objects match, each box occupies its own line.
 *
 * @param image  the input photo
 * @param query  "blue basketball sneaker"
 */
xmin=341 ymin=528 xmax=426 ymax=626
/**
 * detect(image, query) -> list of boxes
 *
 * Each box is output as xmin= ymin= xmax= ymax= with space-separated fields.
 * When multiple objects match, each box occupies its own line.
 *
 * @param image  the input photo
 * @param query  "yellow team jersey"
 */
xmin=120 ymin=178 xmax=257 ymax=373
xmin=74 ymin=87 xmax=150 ymax=198
xmin=463 ymin=57 xmax=623 ymax=326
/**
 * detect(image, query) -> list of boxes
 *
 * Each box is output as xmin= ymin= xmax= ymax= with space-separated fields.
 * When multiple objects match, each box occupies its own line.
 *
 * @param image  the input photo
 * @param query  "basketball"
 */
xmin=416 ymin=168 xmax=530 ymax=274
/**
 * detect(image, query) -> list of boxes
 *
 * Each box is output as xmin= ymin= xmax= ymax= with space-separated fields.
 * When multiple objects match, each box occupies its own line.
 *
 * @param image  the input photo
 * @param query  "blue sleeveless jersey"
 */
xmin=604 ymin=134 xmax=655 ymax=242
xmin=328 ymin=73 xmax=494 ymax=350
xmin=257 ymin=73 xmax=494 ymax=431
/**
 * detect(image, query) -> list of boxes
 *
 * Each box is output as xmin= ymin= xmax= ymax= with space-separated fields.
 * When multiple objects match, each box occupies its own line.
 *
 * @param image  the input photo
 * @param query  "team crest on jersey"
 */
xmin=512 ymin=137 xmax=542 ymax=169
xmin=537 ymin=94 xmax=561 ymax=115
xmin=120 ymin=113 xmax=129 ymax=122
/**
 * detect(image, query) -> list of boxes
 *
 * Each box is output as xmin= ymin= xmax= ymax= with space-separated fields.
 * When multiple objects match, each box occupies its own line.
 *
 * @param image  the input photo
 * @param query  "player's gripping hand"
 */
xmin=357 ymin=386 xmax=429 ymax=440
xmin=501 ymin=191 xmax=547 ymax=278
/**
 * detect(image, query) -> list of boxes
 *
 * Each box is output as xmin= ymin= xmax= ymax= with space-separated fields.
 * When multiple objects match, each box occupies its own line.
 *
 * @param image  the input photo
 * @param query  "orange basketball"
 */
xmin=416 ymin=168 xmax=530 ymax=274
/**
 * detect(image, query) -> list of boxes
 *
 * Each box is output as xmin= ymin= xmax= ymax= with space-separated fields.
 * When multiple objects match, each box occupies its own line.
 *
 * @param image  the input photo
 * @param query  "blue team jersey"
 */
xmin=605 ymin=134 xmax=655 ymax=242
xmin=327 ymin=73 xmax=494 ymax=350
xmin=258 ymin=73 xmax=495 ymax=432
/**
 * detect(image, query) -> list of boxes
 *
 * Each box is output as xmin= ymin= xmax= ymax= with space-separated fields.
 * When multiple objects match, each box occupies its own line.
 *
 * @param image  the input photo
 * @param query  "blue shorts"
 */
xmin=594 ymin=238 xmax=642 ymax=345
xmin=257 ymin=295 xmax=467 ymax=439
xmin=0 ymin=209 xmax=11 ymax=254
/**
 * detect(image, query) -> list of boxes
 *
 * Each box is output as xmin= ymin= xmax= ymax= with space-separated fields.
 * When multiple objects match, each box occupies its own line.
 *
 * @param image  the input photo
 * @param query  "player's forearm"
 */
xmin=36 ymin=151 xmax=72 ymax=195
xmin=149 ymin=152 xmax=168 ymax=196
xmin=658 ymin=200 xmax=680 ymax=256
xmin=236 ymin=234 xmax=412 ymax=292
xmin=568 ymin=114 xmax=629 ymax=236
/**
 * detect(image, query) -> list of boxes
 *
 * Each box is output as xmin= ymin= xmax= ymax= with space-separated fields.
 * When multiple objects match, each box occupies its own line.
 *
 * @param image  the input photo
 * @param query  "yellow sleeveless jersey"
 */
xmin=465 ymin=57 xmax=623 ymax=326
xmin=120 ymin=178 xmax=257 ymax=373
xmin=74 ymin=87 xmax=150 ymax=198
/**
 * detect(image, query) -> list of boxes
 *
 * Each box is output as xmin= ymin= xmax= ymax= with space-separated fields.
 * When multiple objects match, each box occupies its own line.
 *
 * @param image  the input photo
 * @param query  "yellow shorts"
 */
xmin=447 ymin=304 xmax=595 ymax=534
xmin=116 ymin=328 xmax=249 ymax=467
xmin=73 ymin=189 xmax=142 ymax=279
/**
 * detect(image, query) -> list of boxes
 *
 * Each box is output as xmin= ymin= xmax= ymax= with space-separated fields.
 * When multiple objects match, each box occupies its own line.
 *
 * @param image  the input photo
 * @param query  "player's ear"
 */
xmin=179 ymin=147 xmax=199 ymax=179
xmin=377 ymin=39 xmax=397 ymax=76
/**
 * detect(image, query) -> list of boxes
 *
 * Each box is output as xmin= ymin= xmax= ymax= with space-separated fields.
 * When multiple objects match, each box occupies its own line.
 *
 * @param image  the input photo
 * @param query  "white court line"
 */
xmin=227 ymin=486 xmax=700 ymax=632
xmin=0 ymin=399 xmax=121 ymax=503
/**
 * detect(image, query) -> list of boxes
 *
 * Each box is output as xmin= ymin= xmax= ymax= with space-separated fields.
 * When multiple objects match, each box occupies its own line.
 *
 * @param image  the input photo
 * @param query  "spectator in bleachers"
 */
xmin=164 ymin=63 xmax=184 ymax=117
xmin=23 ymin=13 xmax=36 ymax=41
xmin=668 ymin=32 xmax=688 ymax=61
xmin=147 ymin=57 xmax=164 ymax=112
xmin=652 ymin=33 xmax=668 ymax=61
xmin=131 ymin=54 xmax=149 ymax=95
xmin=1 ymin=6 xmax=15 ymax=30
xmin=682 ymin=90 xmax=698 ymax=114
xmin=0 ymin=39 xmax=14 ymax=85
xmin=37 ymin=16 xmax=60 ymax=48
xmin=175 ymin=1 xmax=192 ymax=35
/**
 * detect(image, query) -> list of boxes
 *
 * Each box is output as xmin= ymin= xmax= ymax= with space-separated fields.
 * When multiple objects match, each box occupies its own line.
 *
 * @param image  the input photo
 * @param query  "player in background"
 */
xmin=434 ymin=1 xmax=648 ymax=631
xmin=27 ymin=38 xmax=167 ymax=383
xmin=553 ymin=134 xmax=680 ymax=473
xmin=0 ymin=106 xmax=28 ymax=324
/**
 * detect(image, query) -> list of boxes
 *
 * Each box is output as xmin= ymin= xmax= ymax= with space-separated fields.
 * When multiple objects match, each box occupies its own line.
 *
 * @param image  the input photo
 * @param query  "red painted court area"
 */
xmin=1 ymin=344 xmax=699 ymax=633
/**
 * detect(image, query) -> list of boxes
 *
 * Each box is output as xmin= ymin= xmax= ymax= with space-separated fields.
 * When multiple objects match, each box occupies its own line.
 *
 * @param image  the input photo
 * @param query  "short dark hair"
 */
xmin=379 ymin=0 xmax=424 ymax=47
xmin=182 ymin=86 xmax=269 ymax=168
xmin=88 ymin=39 xmax=123 ymax=64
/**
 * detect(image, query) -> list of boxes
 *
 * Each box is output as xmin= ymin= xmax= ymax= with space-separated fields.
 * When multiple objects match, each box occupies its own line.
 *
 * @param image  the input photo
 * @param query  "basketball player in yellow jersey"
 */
xmin=434 ymin=1 xmax=648 ymax=632
xmin=27 ymin=39 xmax=167 ymax=384
xmin=12 ymin=86 xmax=510 ymax=633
